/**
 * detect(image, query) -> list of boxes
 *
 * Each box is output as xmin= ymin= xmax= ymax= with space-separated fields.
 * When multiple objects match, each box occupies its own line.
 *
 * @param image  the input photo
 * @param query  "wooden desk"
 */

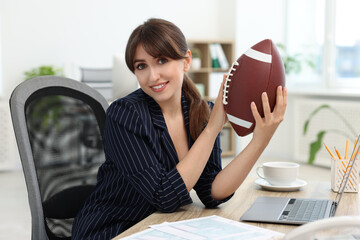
xmin=114 ymin=177 xmax=360 ymax=239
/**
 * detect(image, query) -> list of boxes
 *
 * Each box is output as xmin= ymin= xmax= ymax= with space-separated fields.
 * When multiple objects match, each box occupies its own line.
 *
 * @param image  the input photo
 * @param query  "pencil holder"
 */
xmin=331 ymin=158 xmax=359 ymax=193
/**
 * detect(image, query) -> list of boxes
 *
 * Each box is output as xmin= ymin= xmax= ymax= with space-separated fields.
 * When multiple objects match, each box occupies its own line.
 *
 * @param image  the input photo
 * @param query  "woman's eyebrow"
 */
xmin=133 ymin=59 xmax=145 ymax=64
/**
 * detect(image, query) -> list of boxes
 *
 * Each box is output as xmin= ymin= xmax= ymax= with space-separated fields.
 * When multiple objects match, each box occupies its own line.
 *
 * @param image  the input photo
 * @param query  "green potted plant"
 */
xmin=24 ymin=65 xmax=64 ymax=132
xmin=276 ymin=44 xmax=333 ymax=165
xmin=24 ymin=65 xmax=63 ymax=80
xmin=190 ymin=47 xmax=202 ymax=70
xmin=276 ymin=43 xmax=315 ymax=75
xmin=303 ymin=104 xmax=357 ymax=164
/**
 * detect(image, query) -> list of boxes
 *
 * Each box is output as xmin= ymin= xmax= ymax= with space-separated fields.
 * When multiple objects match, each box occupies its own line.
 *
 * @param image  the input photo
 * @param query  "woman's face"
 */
xmin=133 ymin=44 xmax=191 ymax=105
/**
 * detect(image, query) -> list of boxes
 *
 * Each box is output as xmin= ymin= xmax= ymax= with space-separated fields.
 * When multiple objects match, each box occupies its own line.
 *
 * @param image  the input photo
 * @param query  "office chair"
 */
xmin=284 ymin=216 xmax=360 ymax=240
xmin=9 ymin=76 xmax=109 ymax=240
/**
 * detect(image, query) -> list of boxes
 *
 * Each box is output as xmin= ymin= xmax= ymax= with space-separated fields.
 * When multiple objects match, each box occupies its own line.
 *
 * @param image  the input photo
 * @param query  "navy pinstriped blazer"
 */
xmin=72 ymin=89 xmax=233 ymax=239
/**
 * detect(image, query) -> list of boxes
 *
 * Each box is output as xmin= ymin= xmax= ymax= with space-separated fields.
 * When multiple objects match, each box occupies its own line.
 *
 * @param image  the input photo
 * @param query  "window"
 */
xmin=334 ymin=0 xmax=360 ymax=87
xmin=286 ymin=0 xmax=360 ymax=89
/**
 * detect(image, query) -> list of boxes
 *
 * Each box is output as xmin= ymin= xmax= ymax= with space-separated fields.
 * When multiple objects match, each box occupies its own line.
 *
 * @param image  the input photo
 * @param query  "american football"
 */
xmin=222 ymin=39 xmax=285 ymax=136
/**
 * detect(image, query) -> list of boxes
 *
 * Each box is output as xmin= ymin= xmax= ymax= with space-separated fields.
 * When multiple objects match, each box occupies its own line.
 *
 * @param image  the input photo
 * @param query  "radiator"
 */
xmin=0 ymin=100 xmax=19 ymax=170
xmin=294 ymin=97 xmax=360 ymax=167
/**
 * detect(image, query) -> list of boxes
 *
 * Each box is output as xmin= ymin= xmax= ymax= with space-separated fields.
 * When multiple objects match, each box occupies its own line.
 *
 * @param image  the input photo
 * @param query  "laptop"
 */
xmin=241 ymin=135 xmax=360 ymax=225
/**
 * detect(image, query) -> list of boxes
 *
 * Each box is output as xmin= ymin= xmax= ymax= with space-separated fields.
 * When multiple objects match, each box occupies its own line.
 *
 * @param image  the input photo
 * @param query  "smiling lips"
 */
xmin=151 ymin=82 xmax=168 ymax=92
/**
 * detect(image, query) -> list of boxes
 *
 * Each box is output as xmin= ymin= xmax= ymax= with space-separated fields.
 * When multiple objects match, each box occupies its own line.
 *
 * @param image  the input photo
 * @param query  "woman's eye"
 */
xmin=136 ymin=63 xmax=146 ymax=70
xmin=158 ymin=58 xmax=168 ymax=64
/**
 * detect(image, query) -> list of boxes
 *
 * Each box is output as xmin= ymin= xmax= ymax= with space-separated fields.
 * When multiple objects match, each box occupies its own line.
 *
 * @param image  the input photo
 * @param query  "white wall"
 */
xmin=235 ymin=0 xmax=287 ymax=55
xmin=0 ymin=0 xmax=236 ymax=98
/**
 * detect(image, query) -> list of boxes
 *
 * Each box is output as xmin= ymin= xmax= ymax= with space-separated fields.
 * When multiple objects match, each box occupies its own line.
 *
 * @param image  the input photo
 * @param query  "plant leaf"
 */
xmin=308 ymin=130 xmax=326 ymax=164
xmin=303 ymin=120 xmax=310 ymax=135
xmin=303 ymin=104 xmax=330 ymax=135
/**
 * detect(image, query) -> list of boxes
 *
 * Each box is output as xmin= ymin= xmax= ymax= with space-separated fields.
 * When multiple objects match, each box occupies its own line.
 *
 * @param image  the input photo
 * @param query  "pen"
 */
xmin=324 ymin=143 xmax=336 ymax=160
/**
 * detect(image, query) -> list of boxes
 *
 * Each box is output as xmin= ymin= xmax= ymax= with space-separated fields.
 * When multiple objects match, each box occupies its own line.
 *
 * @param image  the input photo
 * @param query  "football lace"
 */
xmin=222 ymin=60 xmax=239 ymax=105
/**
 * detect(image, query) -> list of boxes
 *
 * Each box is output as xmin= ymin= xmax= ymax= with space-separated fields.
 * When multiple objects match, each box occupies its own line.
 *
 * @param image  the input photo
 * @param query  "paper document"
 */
xmin=121 ymin=215 xmax=284 ymax=240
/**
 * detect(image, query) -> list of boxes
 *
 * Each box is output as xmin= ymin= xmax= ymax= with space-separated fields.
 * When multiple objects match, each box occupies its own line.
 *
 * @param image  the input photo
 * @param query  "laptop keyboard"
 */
xmin=279 ymin=198 xmax=329 ymax=222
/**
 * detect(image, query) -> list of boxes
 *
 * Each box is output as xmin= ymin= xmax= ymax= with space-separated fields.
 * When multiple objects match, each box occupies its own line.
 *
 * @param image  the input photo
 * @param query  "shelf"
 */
xmin=188 ymin=40 xmax=234 ymax=99
xmin=187 ymin=40 xmax=236 ymax=157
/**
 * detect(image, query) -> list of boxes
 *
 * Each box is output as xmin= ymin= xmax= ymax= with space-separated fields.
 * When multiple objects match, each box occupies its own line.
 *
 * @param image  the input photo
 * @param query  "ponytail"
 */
xmin=182 ymin=74 xmax=210 ymax=140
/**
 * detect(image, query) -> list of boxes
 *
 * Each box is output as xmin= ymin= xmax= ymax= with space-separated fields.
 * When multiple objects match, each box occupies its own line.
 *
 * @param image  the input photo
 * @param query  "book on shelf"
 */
xmin=215 ymin=43 xmax=229 ymax=69
xmin=209 ymin=43 xmax=229 ymax=69
xmin=209 ymin=43 xmax=221 ymax=68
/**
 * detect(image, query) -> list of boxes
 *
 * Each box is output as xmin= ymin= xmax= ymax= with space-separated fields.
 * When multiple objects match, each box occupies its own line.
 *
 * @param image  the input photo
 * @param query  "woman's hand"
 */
xmin=251 ymin=86 xmax=287 ymax=145
xmin=211 ymin=85 xmax=287 ymax=200
xmin=206 ymin=74 xmax=228 ymax=134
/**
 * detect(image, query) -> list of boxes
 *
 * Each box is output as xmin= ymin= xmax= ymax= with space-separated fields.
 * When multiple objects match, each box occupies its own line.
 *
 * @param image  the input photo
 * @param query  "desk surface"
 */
xmin=114 ymin=177 xmax=360 ymax=239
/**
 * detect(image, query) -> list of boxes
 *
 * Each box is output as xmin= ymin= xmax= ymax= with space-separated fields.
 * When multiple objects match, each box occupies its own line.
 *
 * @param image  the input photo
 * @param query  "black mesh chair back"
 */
xmin=9 ymin=76 xmax=109 ymax=240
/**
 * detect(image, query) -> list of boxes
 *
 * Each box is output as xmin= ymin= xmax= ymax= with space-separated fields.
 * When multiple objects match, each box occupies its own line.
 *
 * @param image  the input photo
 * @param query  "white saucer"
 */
xmin=255 ymin=178 xmax=307 ymax=192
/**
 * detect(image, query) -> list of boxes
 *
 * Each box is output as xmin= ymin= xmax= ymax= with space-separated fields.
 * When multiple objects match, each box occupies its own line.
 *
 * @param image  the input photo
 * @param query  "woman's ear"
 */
xmin=184 ymin=49 xmax=192 ymax=72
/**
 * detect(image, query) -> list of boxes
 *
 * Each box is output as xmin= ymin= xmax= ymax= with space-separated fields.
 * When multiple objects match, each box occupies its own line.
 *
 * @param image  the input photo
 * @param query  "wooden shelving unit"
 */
xmin=187 ymin=40 xmax=234 ymax=98
xmin=187 ymin=40 xmax=236 ymax=157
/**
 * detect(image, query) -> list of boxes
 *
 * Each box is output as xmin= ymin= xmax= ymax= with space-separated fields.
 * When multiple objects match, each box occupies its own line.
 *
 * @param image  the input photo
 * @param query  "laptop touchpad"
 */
xmin=241 ymin=197 xmax=289 ymax=222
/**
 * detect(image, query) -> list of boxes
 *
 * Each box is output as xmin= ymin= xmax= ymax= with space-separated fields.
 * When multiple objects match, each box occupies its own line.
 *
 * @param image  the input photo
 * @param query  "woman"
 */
xmin=72 ymin=18 xmax=287 ymax=239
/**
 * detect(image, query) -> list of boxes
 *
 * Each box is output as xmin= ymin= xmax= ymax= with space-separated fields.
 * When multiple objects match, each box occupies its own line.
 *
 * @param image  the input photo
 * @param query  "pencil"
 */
xmin=340 ymin=161 xmax=354 ymax=186
xmin=349 ymin=145 xmax=359 ymax=163
xmin=345 ymin=139 xmax=349 ymax=159
xmin=324 ymin=144 xmax=336 ymax=160
xmin=334 ymin=147 xmax=342 ymax=159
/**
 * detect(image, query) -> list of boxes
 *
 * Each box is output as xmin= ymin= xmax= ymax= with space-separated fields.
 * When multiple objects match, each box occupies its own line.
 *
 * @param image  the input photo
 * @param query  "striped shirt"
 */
xmin=72 ymin=89 xmax=233 ymax=239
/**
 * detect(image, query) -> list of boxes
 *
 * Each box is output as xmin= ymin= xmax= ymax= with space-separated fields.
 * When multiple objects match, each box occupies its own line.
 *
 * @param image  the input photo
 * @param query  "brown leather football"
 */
xmin=223 ymin=39 xmax=285 ymax=136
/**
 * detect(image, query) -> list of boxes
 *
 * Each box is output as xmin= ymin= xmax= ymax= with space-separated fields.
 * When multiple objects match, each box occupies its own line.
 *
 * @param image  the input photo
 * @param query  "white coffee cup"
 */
xmin=256 ymin=162 xmax=299 ymax=186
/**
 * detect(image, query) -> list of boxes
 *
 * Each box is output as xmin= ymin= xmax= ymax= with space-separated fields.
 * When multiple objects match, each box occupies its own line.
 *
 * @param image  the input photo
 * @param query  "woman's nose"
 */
xmin=148 ymin=66 xmax=160 ymax=82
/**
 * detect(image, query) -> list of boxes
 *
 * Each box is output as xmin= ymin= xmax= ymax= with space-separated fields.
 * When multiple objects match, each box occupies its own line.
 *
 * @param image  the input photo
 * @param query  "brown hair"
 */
xmin=125 ymin=18 xmax=210 ymax=140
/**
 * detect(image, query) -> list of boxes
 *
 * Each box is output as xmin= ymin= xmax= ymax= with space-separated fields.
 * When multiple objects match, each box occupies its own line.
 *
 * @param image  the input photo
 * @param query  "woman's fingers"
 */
xmin=207 ymin=74 xmax=228 ymax=133
xmin=221 ymin=74 xmax=227 ymax=96
xmin=262 ymin=92 xmax=271 ymax=118
xmin=273 ymin=86 xmax=287 ymax=118
xmin=275 ymin=86 xmax=283 ymax=109
xmin=250 ymin=101 xmax=262 ymax=124
xmin=251 ymin=85 xmax=287 ymax=143
xmin=283 ymin=87 xmax=288 ymax=112
xmin=251 ymin=86 xmax=287 ymax=124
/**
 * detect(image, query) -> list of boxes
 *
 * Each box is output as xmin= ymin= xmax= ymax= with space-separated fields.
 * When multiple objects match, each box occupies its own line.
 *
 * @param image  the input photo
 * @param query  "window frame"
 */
xmin=286 ymin=0 xmax=360 ymax=90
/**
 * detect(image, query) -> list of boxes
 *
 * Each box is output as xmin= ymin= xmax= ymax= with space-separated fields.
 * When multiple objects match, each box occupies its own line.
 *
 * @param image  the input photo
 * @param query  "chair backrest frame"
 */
xmin=9 ymin=76 xmax=109 ymax=240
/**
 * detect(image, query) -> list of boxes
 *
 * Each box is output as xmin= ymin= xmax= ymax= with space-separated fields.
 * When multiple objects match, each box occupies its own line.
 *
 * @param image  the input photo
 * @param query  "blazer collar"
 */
xmin=145 ymin=91 xmax=190 ymax=132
